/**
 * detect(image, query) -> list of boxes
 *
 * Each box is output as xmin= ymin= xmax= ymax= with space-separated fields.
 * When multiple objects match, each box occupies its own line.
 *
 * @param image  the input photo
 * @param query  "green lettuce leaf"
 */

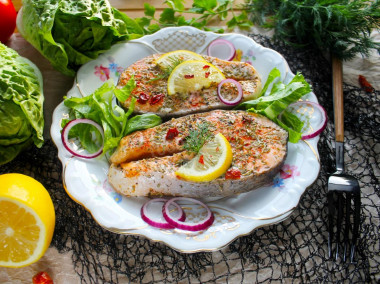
xmin=237 ymin=68 xmax=311 ymax=143
xmin=18 ymin=0 xmax=144 ymax=76
xmin=0 ymin=43 xmax=44 ymax=165
xmin=63 ymin=79 xmax=162 ymax=156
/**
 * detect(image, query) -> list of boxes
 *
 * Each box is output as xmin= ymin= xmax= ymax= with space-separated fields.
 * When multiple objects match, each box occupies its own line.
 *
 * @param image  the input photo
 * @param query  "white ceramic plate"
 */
xmin=51 ymin=27 xmax=321 ymax=253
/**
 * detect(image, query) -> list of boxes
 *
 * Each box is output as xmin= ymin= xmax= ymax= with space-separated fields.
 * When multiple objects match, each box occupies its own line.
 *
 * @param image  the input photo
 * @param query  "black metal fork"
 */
xmin=327 ymin=57 xmax=361 ymax=263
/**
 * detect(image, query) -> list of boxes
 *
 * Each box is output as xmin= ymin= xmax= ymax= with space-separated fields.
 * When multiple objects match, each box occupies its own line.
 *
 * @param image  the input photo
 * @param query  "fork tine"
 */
xmin=335 ymin=193 xmax=344 ymax=261
xmin=343 ymin=192 xmax=352 ymax=262
xmin=350 ymin=193 xmax=361 ymax=263
xmin=327 ymin=191 xmax=335 ymax=259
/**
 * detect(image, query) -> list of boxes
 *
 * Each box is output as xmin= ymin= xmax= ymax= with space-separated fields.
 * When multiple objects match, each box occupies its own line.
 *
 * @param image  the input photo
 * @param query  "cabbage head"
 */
xmin=0 ymin=43 xmax=44 ymax=165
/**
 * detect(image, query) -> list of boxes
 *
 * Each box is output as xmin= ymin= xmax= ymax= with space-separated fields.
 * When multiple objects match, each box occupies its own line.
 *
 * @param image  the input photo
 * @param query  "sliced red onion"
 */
xmin=283 ymin=101 xmax=327 ymax=140
xmin=207 ymin=39 xmax=236 ymax=61
xmin=162 ymin=197 xmax=214 ymax=231
xmin=61 ymin=118 xmax=104 ymax=159
xmin=141 ymin=198 xmax=186 ymax=229
xmin=217 ymin=79 xmax=243 ymax=106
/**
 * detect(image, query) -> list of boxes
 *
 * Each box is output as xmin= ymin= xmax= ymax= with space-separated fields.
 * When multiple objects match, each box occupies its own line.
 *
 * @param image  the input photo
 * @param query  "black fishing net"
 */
xmin=1 ymin=34 xmax=379 ymax=283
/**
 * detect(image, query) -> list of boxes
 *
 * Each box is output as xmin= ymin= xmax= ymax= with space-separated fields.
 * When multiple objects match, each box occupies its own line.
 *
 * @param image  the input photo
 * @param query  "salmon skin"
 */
xmin=108 ymin=110 xmax=288 ymax=198
xmin=117 ymin=53 xmax=262 ymax=117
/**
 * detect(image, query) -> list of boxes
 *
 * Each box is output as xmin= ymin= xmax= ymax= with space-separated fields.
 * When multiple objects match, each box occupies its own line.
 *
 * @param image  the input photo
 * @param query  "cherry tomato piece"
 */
xmin=32 ymin=271 xmax=54 ymax=284
xmin=0 ymin=0 xmax=17 ymax=43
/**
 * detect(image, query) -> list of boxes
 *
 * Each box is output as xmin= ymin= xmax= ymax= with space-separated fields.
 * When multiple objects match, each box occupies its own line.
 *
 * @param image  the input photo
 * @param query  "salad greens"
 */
xmin=18 ymin=0 xmax=144 ymax=76
xmin=0 ymin=43 xmax=44 ymax=165
xmin=63 ymin=79 xmax=162 ymax=156
xmin=237 ymin=68 xmax=312 ymax=143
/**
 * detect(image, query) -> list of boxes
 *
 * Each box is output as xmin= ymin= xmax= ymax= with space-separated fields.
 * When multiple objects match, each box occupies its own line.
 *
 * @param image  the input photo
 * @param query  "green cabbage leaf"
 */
xmin=0 ymin=43 xmax=44 ymax=165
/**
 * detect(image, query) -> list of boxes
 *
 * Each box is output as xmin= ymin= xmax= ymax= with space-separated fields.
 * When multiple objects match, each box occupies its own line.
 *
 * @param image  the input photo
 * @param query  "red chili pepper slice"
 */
xmin=137 ymin=92 xmax=150 ymax=104
xmin=166 ymin=127 xmax=179 ymax=140
xmin=150 ymin=93 xmax=164 ymax=105
xmin=33 ymin=272 xmax=53 ymax=284
xmin=225 ymin=168 xmax=241 ymax=179
xmin=203 ymin=65 xmax=210 ymax=69
xmin=184 ymin=74 xmax=194 ymax=79
xmin=358 ymin=75 xmax=374 ymax=92
xmin=205 ymin=72 xmax=210 ymax=78
xmin=198 ymin=155 xmax=205 ymax=165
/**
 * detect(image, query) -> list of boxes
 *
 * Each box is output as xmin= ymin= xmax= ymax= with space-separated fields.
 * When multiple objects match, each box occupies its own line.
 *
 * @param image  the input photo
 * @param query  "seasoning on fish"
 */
xmin=108 ymin=110 xmax=288 ymax=198
xmin=117 ymin=52 xmax=262 ymax=117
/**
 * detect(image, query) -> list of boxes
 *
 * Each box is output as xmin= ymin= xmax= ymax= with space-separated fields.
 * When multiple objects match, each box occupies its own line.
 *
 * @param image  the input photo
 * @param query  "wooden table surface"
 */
xmin=12 ymin=0 xmax=245 ymax=17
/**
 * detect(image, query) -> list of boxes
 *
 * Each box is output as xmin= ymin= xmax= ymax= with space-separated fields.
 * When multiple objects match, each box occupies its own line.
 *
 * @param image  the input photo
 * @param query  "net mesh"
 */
xmin=1 ymin=34 xmax=379 ymax=283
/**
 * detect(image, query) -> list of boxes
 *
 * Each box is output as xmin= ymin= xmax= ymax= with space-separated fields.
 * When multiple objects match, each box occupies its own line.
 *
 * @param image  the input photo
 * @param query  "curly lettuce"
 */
xmin=238 ymin=68 xmax=311 ymax=143
xmin=0 ymin=43 xmax=44 ymax=165
xmin=63 ymin=79 xmax=162 ymax=156
xmin=17 ymin=0 xmax=144 ymax=76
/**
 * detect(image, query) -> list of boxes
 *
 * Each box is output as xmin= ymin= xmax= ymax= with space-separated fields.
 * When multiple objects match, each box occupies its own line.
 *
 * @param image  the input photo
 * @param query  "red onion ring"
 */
xmin=61 ymin=118 xmax=104 ymax=159
xmin=162 ymin=197 xmax=214 ymax=231
xmin=141 ymin=198 xmax=186 ymax=229
xmin=207 ymin=39 xmax=236 ymax=61
xmin=217 ymin=79 xmax=243 ymax=106
xmin=282 ymin=101 xmax=327 ymax=140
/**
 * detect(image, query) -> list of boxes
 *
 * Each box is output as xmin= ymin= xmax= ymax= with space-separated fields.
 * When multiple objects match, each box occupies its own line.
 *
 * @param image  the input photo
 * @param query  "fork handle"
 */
xmin=332 ymin=56 xmax=344 ymax=142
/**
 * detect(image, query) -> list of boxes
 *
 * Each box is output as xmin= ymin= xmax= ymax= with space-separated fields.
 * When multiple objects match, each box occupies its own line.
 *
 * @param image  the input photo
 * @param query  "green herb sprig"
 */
xmin=149 ymin=56 xmax=183 ymax=83
xmin=137 ymin=0 xmax=252 ymax=34
xmin=246 ymin=0 xmax=380 ymax=60
xmin=183 ymin=122 xmax=212 ymax=153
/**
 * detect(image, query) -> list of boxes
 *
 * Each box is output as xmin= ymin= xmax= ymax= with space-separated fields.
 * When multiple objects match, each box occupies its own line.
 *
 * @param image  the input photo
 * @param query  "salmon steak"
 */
xmin=108 ymin=110 xmax=288 ymax=198
xmin=117 ymin=53 xmax=262 ymax=117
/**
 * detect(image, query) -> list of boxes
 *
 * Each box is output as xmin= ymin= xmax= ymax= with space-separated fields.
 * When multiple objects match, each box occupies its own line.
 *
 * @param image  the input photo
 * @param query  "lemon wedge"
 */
xmin=0 ymin=173 xmax=55 ymax=268
xmin=156 ymin=50 xmax=205 ymax=70
xmin=167 ymin=60 xmax=225 ymax=95
xmin=176 ymin=133 xmax=232 ymax=182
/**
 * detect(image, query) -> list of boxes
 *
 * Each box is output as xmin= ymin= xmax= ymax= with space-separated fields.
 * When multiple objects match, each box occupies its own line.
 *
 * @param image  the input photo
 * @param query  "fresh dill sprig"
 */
xmin=149 ymin=56 xmax=183 ymax=83
xmin=245 ymin=0 xmax=380 ymax=60
xmin=183 ymin=122 xmax=212 ymax=154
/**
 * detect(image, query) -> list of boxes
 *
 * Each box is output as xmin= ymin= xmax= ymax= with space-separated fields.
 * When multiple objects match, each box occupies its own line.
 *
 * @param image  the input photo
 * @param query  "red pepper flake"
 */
xmin=198 ymin=155 xmax=205 ymax=165
xmin=358 ymin=75 xmax=374 ymax=93
xmin=225 ymin=168 xmax=241 ymax=180
xmin=184 ymin=74 xmax=194 ymax=79
xmin=203 ymin=65 xmax=210 ymax=69
xmin=137 ymin=92 xmax=150 ymax=104
xmin=166 ymin=127 xmax=179 ymax=140
xmin=150 ymin=93 xmax=164 ymax=105
xmin=33 ymin=272 xmax=53 ymax=284
xmin=205 ymin=72 xmax=210 ymax=78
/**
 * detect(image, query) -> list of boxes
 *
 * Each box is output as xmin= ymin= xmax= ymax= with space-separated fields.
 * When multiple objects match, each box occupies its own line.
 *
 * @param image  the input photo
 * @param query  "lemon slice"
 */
xmin=0 ymin=173 xmax=55 ymax=268
xmin=156 ymin=50 xmax=205 ymax=70
xmin=176 ymin=133 xmax=232 ymax=182
xmin=167 ymin=60 xmax=225 ymax=95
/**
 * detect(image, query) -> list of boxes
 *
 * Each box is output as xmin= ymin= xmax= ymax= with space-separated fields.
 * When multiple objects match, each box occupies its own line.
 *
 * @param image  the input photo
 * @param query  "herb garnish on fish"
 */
xmin=183 ymin=122 xmax=212 ymax=154
xmin=149 ymin=57 xmax=182 ymax=83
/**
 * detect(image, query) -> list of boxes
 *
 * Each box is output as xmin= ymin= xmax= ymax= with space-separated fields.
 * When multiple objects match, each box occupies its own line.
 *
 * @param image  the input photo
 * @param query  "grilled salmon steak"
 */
xmin=117 ymin=53 xmax=262 ymax=117
xmin=108 ymin=110 xmax=288 ymax=198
